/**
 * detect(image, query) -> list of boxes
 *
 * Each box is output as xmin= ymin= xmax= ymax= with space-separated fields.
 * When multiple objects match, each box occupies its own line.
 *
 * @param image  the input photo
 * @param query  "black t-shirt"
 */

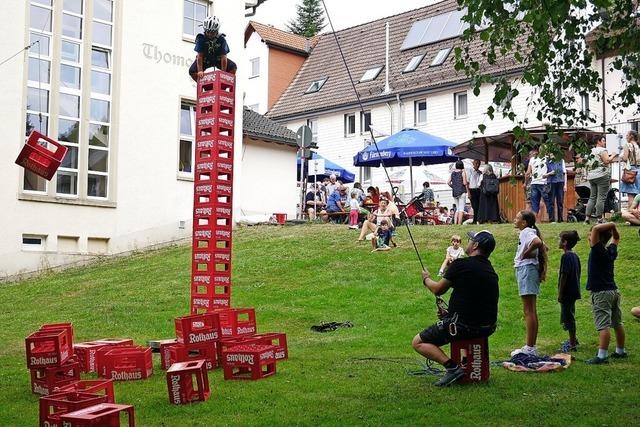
xmin=586 ymin=243 xmax=617 ymax=292
xmin=443 ymin=256 xmax=499 ymax=326
xmin=305 ymin=191 xmax=322 ymax=204
xmin=558 ymin=251 xmax=581 ymax=303
xmin=194 ymin=33 xmax=230 ymax=66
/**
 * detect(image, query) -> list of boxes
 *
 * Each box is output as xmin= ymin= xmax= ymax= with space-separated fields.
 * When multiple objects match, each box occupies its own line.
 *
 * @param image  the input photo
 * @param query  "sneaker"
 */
xmin=586 ymin=356 xmax=609 ymax=364
xmin=559 ymin=340 xmax=579 ymax=353
xmin=348 ymin=225 xmax=358 ymax=229
xmin=610 ymin=351 xmax=628 ymax=359
xmin=510 ymin=345 xmax=538 ymax=357
xmin=433 ymin=366 xmax=465 ymax=387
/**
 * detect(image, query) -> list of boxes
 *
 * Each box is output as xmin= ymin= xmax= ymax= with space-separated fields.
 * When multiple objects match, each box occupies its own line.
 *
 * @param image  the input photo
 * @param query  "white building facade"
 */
xmin=244 ymin=30 xmax=269 ymax=114
xmin=0 ymin=0 xmax=250 ymax=278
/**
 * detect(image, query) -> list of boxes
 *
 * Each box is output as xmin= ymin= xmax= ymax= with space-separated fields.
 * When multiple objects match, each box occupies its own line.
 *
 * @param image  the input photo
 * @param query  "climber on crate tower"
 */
xmin=189 ymin=15 xmax=237 ymax=82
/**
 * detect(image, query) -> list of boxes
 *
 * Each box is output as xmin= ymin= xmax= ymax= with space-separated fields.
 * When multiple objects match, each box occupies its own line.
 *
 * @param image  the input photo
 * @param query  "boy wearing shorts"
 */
xmin=586 ymin=222 xmax=627 ymax=364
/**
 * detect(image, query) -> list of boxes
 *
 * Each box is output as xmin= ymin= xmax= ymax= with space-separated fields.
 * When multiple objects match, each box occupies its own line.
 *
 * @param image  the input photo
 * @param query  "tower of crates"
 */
xmin=191 ymin=70 xmax=236 ymax=314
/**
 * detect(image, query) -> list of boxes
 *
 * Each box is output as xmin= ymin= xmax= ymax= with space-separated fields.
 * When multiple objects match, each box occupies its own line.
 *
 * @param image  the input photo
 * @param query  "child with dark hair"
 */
xmin=512 ymin=210 xmax=548 ymax=356
xmin=371 ymin=220 xmax=393 ymax=252
xmin=557 ymin=230 xmax=581 ymax=352
xmin=586 ymin=222 xmax=627 ymax=364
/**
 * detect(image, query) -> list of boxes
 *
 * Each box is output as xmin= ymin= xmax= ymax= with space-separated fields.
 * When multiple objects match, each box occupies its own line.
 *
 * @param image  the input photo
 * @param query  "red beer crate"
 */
xmin=190 ymin=295 xmax=231 ymax=315
xmin=93 ymin=338 xmax=134 ymax=347
xmin=197 ymin=70 xmax=235 ymax=96
xmin=191 ymin=250 xmax=231 ymax=277
xmin=175 ymin=313 xmax=220 ymax=345
xmin=215 ymin=308 xmax=257 ymax=338
xmin=95 ymin=345 xmax=134 ymax=378
xmin=195 ymin=138 xmax=234 ymax=163
xmin=190 ymin=280 xmax=231 ymax=301
xmin=26 ymin=329 xmax=72 ymax=369
xmin=15 ymin=131 xmax=68 ymax=180
xmin=30 ymin=357 xmax=81 ymax=396
xmin=168 ymin=341 xmax=218 ymax=370
xmin=160 ymin=342 xmax=179 ymax=370
xmin=74 ymin=342 xmax=107 ymax=373
xmin=166 ymin=360 xmax=210 ymax=405
xmin=254 ymin=333 xmax=288 ymax=361
xmin=194 ymin=181 xmax=233 ymax=197
xmin=451 ymin=336 xmax=490 ymax=384
xmin=216 ymin=336 xmax=262 ymax=362
xmin=55 ymin=379 xmax=116 ymax=403
xmin=100 ymin=347 xmax=153 ymax=381
xmin=39 ymin=391 xmax=108 ymax=427
xmin=196 ymin=92 xmax=234 ymax=116
xmin=40 ymin=323 xmax=74 ymax=344
xmin=59 ymin=403 xmax=135 ymax=427
xmin=222 ymin=344 xmax=276 ymax=381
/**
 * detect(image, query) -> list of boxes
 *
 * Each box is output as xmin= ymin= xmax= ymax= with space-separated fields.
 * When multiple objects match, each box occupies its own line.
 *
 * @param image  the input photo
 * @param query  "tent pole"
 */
xmin=409 ymin=157 xmax=414 ymax=201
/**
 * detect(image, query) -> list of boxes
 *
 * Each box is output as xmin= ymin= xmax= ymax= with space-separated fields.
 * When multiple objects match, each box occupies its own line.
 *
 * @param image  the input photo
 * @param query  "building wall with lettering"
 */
xmin=0 ymin=0 xmax=246 ymax=278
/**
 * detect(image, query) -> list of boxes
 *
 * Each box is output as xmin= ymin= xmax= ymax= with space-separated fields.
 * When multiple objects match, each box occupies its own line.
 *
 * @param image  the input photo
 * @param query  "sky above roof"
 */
xmin=248 ymin=0 xmax=440 ymax=31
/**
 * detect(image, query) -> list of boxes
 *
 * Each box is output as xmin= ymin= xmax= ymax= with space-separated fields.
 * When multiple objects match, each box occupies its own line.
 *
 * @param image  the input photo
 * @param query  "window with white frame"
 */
xmin=25 ymin=0 xmax=54 ymax=193
xmin=430 ymin=47 xmax=451 ymax=66
xmin=360 ymin=111 xmax=371 ymax=134
xmin=307 ymin=118 xmax=318 ymax=144
xmin=249 ymin=57 xmax=260 ymax=78
xmin=580 ymin=93 xmax=590 ymax=116
xmin=414 ymin=100 xmax=427 ymax=125
xmin=179 ymin=101 xmax=196 ymax=175
xmin=344 ymin=113 xmax=356 ymax=137
xmin=454 ymin=91 xmax=468 ymax=119
xmin=305 ymin=77 xmax=327 ymax=94
xmin=403 ymin=54 xmax=424 ymax=73
xmin=183 ymin=0 xmax=208 ymax=38
xmin=359 ymin=66 xmax=383 ymax=82
xmin=363 ymin=166 xmax=371 ymax=182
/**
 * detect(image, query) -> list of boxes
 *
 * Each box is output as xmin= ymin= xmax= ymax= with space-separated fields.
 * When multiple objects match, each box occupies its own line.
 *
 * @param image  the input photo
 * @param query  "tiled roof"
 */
xmin=243 ymin=107 xmax=297 ymax=147
xmin=267 ymin=0 xmax=524 ymax=120
xmin=245 ymin=21 xmax=319 ymax=55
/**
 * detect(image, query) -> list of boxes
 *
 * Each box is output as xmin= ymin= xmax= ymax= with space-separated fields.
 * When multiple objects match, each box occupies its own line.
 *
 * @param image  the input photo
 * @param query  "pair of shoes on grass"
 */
xmin=433 ymin=366 xmax=464 ymax=387
xmin=510 ymin=345 xmax=538 ymax=357
xmin=586 ymin=351 xmax=628 ymax=365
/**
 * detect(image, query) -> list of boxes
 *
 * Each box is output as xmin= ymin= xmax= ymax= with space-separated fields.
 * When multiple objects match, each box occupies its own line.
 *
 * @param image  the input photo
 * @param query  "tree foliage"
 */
xmin=287 ymin=0 xmax=326 ymax=37
xmin=454 ymin=0 xmax=640 ymax=156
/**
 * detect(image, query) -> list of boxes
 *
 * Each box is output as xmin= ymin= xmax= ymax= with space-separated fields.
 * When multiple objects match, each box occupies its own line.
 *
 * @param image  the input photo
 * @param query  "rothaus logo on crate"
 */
xmin=30 ymin=350 xmax=68 ymax=366
xmin=219 ymin=117 xmax=234 ymax=127
xmin=33 ymin=383 xmax=49 ymax=395
xmin=194 ymin=253 xmax=211 ymax=262
xmin=260 ymin=350 xmax=275 ymax=361
xmin=214 ymin=276 xmax=230 ymax=284
xmin=275 ymin=350 xmax=286 ymax=360
xmin=195 ymin=207 xmax=212 ymax=216
xmin=194 ymin=229 xmax=212 ymax=239
xmin=196 ymin=139 xmax=215 ymax=150
xmin=216 ymin=207 xmax=231 ymax=216
xmin=197 ymin=117 xmax=216 ymax=127
xmin=226 ymin=353 xmax=254 ymax=364
xmin=111 ymin=370 xmax=144 ymax=381
xmin=217 ymin=162 xmax=233 ymax=172
xmin=198 ymin=94 xmax=234 ymax=106
xmin=195 ymin=184 xmax=213 ymax=194
xmin=196 ymin=162 xmax=215 ymax=171
xmin=214 ymin=252 xmax=230 ymax=261
xmin=220 ymin=73 xmax=235 ymax=84
xmin=188 ymin=330 xmax=219 ymax=344
xmin=193 ymin=275 xmax=211 ymax=285
xmin=192 ymin=298 xmax=210 ymax=308
xmin=213 ymin=298 xmax=230 ymax=307
xmin=237 ymin=325 xmax=256 ymax=335
xmin=199 ymin=73 xmax=218 ymax=84
xmin=215 ymin=229 xmax=231 ymax=238
xmin=170 ymin=374 xmax=182 ymax=404
xmin=470 ymin=344 xmax=484 ymax=380
xmin=216 ymin=183 xmax=232 ymax=194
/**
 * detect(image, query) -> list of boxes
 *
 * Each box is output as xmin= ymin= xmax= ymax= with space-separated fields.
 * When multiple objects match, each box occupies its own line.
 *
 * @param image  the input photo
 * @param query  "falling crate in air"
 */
xmin=15 ymin=131 xmax=68 ymax=180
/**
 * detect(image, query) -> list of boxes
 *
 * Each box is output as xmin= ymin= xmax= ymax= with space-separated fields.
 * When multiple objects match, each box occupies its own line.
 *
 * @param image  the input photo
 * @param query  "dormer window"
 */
xmin=359 ymin=66 xmax=383 ymax=82
xmin=305 ymin=77 xmax=328 ymax=94
xmin=403 ymin=54 xmax=425 ymax=73
xmin=431 ymin=48 xmax=451 ymax=66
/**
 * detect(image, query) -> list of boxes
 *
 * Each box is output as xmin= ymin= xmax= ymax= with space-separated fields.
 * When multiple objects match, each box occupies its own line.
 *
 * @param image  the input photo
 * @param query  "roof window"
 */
xmin=305 ymin=77 xmax=328 ymax=94
xmin=430 ymin=48 xmax=451 ymax=66
xmin=359 ymin=66 xmax=383 ymax=82
xmin=403 ymin=54 xmax=425 ymax=73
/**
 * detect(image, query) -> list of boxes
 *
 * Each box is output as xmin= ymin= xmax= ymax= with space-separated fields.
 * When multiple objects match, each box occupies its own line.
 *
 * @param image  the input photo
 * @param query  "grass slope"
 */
xmin=1 ymin=223 xmax=639 ymax=426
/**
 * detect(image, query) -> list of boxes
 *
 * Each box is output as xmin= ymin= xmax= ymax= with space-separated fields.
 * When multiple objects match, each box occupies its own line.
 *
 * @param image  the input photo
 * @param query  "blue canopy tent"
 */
xmin=353 ymin=128 xmax=458 ymax=197
xmin=297 ymin=152 xmax=355 ymax=183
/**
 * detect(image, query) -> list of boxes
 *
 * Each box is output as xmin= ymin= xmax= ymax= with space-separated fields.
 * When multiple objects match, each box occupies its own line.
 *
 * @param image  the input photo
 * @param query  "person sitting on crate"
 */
xmin=189 ymin=16 xmax=237 ymax=82
xmin=412 ymin=230 xmax=499 ymax=387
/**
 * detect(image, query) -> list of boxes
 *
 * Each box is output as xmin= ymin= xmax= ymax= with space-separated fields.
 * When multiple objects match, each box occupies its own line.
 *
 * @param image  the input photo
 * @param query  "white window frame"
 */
xmin=305 ymin=77 xmax=327 ymax=94
xmin=360 ymin=111 xmax=371 ymax=135
xmin=414 ymin=100 xmax=427 ymax=125
xmin=22 ymin=234 xmax=47 ymax=251
xmin=249 ymin=57 xmax=260 ymax=78
xmin=580 ymin=93 xmax=590 ymax=116
xmin=307 ymin=118 xmax=318 ymax=144
xmin=403 ymin=54 xmax=424 ymax=73
xmin=183 ymin=0 xmax=209 ymax=39
xmin=454 ymin=91 xmax=468 ymax=119
xmin=344 ymin=113 xmax=356 ymax=137
xmin=178 ymin=100 xmax=196 ymax=179
xmin=359 ymin=66 xmax=383 ymax=82
xmin=431 ymin=47 xmax=451 ymax=67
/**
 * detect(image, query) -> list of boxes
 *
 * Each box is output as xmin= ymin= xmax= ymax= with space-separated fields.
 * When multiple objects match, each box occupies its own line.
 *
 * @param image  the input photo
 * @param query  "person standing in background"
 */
xmin=620 ymin=131 xmax=640 ymax=207
xmin=546 ymin=156 xmax=567 ymax=222
xmin=467 ymin=160 xmax=483 ymax=224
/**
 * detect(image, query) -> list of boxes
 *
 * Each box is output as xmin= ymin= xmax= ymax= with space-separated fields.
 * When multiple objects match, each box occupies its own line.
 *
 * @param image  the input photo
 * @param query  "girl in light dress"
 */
xmin=438 ymin=235 xmax=465 ymax=276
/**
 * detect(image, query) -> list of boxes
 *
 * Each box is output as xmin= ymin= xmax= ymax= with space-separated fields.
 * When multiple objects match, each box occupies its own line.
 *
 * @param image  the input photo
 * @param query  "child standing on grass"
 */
xmin=557 ymin=230 xmax=581 ymax=352
xmin=348 ymin=192 xmax=360 ymax=229
xmin=585 ymin=222 xmax=627 ymax=364
xmin=438 ymin=235 xmax=465 ymax=276
xmin=371 ymin=220 xmax=394 ymax=252
xmin=512 ymin=210 xmax=547 ymax=357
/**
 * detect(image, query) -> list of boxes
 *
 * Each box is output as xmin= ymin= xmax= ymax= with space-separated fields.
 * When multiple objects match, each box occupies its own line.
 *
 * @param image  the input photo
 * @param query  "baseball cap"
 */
xmin=466 ymin=230 xmax=496 ymax=255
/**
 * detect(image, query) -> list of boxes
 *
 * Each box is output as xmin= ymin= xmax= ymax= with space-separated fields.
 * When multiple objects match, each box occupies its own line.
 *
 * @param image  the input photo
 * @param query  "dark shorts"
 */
xmin=189 ymin=57 xmax=237 ymax=74
xmin=560 ymin=300 xmax=576 ymax=331
xmin=418 ymin=316 xmax=496 ymax=347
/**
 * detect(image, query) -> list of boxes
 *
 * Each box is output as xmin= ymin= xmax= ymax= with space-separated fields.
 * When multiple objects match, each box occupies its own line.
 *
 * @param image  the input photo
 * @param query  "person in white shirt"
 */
xmin=438 ymin=235 xmax=465 ymax=276
xmin=511 ymin=210 xmax=548 ymax=357
xmin=467 ymin=160 xmax=483 ymax=224
xmin=526 ymin=147 xmax=553 ymax=221
xmin=348 ymin=192 xmax=360 ymax=229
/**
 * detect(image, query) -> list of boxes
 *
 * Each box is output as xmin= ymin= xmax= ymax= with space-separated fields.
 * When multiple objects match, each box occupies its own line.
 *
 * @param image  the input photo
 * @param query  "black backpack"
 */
xmin=483 ymin=175 xmax=499 ymax=194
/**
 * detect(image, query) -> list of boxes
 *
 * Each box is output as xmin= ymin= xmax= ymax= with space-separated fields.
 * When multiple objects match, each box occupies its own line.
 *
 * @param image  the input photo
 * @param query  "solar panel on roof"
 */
xmin=400 ymin=8 xmax=468 ymax=51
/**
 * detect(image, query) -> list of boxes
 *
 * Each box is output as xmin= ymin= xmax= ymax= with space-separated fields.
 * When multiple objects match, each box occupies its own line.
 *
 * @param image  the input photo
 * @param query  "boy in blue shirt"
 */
xmin=189 ymin=16 xmax=237 ymax=82
xmin=557 ymin=230 xmax=581 ymax=352
xmin=586 ymin=222 xmax=627 ymax=364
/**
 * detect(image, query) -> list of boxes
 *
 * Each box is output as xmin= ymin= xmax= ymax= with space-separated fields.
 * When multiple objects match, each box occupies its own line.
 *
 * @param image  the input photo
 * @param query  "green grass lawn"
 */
xmin=1 ymin=223 xmax=639 ymax=426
